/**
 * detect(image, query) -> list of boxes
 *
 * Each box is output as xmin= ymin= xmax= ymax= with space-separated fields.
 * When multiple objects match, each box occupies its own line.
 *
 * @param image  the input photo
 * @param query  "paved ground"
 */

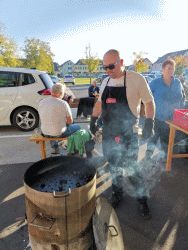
xmin=0 ymin=133 xmax=188 ymax=249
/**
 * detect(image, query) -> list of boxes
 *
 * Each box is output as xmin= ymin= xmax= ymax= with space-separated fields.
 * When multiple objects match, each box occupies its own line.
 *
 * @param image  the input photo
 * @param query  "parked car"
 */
xmin=141 ymin=72 xmax=156 ymax=79
xmin=0 ymin=67 xmax=54 ymax=131
xmin=63 ymin=74 xmax=75 ymax=85
xmin=141 ymin=74 xmax=153 ymax=84
xmin=96 ymin=74 xmax=108 ymax=84
xmin=183 ymin=68 xmax=188 ymax=85
xmin=49 ymin=75 xmax=61 ymax=84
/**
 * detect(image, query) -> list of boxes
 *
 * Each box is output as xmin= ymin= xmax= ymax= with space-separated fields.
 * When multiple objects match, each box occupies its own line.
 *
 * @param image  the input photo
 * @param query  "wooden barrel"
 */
xmin=24 ymin=156 xmax=96 ymax=250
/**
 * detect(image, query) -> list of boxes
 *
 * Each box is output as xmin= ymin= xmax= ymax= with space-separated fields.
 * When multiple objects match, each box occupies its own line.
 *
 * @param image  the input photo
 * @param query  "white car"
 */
xmin=96 ymin=74 xmax=108 ymax=84
xmin=142 ymin=74 xmax=153 ymax=84
xmin=0 ymin=67 xmax=54 ymax=131
xmin=63 ymin=74 xmax=75 ymax=85
xmin=49 ymin=75 xmax=61 ymax=84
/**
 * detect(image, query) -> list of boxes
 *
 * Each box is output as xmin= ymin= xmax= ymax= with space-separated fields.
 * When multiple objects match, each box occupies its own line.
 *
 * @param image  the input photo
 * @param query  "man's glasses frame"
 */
xmin=103 ymin=60 xmax=120 ymax=71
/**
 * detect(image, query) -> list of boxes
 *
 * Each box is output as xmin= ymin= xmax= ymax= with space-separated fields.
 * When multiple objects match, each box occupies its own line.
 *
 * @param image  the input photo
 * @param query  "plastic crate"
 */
xmin=173 ymin=109 xmax=188 ymax=130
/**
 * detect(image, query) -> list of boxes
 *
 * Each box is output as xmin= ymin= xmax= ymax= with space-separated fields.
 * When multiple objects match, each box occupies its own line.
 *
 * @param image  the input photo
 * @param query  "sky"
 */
xmin=0 ymin=0 xmax=187 ymax=66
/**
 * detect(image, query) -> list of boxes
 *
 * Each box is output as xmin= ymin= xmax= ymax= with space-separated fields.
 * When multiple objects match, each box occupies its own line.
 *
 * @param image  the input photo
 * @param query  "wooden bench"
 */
xmin=30 ymin=134 xmax=67 ymax=160
xmin=166 ymin=121 xmax=188 ymax=171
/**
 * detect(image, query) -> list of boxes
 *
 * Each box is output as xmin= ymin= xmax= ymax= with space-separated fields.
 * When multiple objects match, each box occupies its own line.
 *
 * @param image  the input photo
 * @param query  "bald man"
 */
xmin=90 ymin=49 xmax=155 ymax=219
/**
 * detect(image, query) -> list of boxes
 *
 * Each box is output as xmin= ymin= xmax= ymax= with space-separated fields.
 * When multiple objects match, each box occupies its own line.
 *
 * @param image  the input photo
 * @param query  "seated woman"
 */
xmin=88 ymin=79 xmax=100 ymax=98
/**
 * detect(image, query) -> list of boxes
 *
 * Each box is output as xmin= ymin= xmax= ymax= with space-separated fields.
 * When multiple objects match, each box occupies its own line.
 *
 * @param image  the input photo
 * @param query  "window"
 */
xmin=0 ymin=72 xmax=18 ymax=87
xmin=39 ymin=73 xmax=54 ymax=89
xmin=19 ymin=73 xmax=35 ymax=86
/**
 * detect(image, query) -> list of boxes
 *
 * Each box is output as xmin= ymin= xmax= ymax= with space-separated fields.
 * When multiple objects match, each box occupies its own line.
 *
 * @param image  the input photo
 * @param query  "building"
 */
xmin=59 ymin=60 xmax=74 ymax=77
xmin=53 ymin=62 xmax=59 ymax=72
xmin=57 ymin=49 xmax=188 ymax=77
xmin=127 ymin=58 xmax=152 ymax=72
xmin=152 ymin=49 xmax=188 ymax=72
xmin=73 ymin=59 xmax=104 ymax=77
xmin=58 ymin=59 xmax=104 ymax=77
xmin=73 ymin=59 xmax=88 ymax=77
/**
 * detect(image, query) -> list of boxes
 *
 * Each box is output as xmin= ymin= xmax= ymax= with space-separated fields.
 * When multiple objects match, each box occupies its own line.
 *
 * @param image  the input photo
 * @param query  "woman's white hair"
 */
xmin=92 ymin=79 xmax=97 ymax=85
xmin=51 ymin=83 xmax=65 ymax=96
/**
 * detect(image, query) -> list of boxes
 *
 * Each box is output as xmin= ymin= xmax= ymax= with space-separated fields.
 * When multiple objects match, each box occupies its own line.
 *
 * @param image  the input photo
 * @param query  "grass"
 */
xmin=75 ymin=78 xmax=96 ymax=85
xmin=60 ymin=77 xmax=95 ymax=85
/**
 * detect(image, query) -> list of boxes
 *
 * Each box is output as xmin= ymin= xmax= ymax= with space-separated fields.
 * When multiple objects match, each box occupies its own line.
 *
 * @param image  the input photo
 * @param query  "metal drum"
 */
xmin=24 ymin=156 xmax=96 ymax=250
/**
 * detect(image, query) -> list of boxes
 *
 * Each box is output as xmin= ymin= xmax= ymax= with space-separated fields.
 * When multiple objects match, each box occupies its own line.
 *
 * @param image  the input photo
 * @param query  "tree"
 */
xmin=23 ymin=38 xmax=54 ymax=73
xmin=173 ymin=55 xmax=188 ymax=76
xmin=85 ymin=44 xmax=100 ymax=83
xmin=0 ymin=31 xmax=20 ymax=67
xmin=133 ymin=51 xmax=149 ymax=73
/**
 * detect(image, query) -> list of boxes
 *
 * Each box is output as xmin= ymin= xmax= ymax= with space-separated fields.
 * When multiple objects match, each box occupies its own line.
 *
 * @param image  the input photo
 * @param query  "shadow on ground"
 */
xmin=0 ymin=159 xmax=188 ymax=250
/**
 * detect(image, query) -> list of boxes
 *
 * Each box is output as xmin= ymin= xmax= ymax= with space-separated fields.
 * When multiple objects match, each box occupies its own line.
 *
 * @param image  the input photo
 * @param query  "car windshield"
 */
xmin=39 ymin=73 xmax=54 ymax=88
xmin=64 ymin=75 xmax=73 ymax=78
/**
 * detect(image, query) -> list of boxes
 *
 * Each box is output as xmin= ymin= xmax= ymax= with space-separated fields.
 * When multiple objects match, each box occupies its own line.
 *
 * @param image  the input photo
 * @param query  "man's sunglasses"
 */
xmin=103 ymin=60 xmax=119 ymax=71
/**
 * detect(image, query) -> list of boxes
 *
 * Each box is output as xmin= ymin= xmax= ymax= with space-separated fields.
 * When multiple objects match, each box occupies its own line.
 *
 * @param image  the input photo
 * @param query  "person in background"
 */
xmin=90 ymin=49 xmax=155 ymax=219
xmin=62 ymin=83 xmax=75 ymax=105
xmin=88 ymin=79 xmax=100 ymax=98
xmin=76 ymin=97 xmax=96 ymax=119
xmin=76 ymin=79 xmax=99 ymax=119
xmin=38 ymin=83 xmax=80 ymax=154
xmin=145 ymin=59 xmax=185 ymax=160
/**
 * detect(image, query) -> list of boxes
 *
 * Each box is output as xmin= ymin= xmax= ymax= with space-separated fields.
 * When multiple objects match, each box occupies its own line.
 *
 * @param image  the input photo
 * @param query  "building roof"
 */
xmin=143 ymin=58 xmax=152 ymax=64
xmin=75 ymin=59 xmax=103 ymax=65
xmin=53 ymin=62 xmax=59 ymax=71
xmin=154 ymin=49 xmax=188 ymax=64
xmin=75 ymin=59 xmax=87 ymax=65
xmin=60 ymin=60 xmax=74 ymax=67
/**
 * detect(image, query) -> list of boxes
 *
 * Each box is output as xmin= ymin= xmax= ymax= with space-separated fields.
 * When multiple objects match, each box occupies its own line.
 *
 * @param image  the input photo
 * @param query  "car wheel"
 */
xmin=13 ymin=107 xmax=39 ymax=131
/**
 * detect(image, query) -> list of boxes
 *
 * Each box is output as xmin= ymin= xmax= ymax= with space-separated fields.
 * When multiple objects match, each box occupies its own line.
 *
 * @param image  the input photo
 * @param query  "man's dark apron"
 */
xmin=101 ymin=72 xmax=138 ymax=161
xmin=101 ymin=72 xmax=142 ymax=193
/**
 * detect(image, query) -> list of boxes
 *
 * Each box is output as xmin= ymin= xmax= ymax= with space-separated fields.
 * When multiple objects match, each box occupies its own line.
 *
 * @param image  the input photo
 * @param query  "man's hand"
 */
xmin=142 ymin=118 xmax=154 ymax=140
xmin=90 ymin=116 xmax=98 ymax=135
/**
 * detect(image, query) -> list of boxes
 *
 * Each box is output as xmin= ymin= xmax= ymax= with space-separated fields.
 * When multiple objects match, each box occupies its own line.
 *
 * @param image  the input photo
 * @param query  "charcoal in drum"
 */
xmin=25 ymin=156 xmax=96 ymax=193
xmin=31 ymin=170 xmax=93 ymax=192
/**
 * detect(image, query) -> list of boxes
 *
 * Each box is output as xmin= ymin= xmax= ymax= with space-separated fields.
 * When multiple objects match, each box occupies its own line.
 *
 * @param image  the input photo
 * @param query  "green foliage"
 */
xmin=173 ymin=55 xmax=188 ymax=76
xmin=23 ymin=38 xmax=54 ymax=73
xmin=0 ymin=26 xmax=55 ymax=72
xmin=0 ymin=33 xmax=21 ymax=67
xmin=75 ymin=77 xmax=95 ymax=85
xmin=175 ymin=64 xmax=184 ymax=76
xmin=133 ymin=51 xmax=149 ymax=73
xmin=85 ymin=44 xmax=99 ymax=83
xmin=135 ymin=59 xmax=149 ymax=73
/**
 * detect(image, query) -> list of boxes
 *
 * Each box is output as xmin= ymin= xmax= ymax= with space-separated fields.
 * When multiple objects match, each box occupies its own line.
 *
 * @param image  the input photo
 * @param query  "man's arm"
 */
xmin=144 ymin=100 xmax=155 ymax=119
xmin=90 ymin=100 xmax=102 ymax=135
xmin=92 ymin=100 xmax=102 ymax=117
xmin=65 ymin=102 xmax=73 ymax=124
xmin=142 ymin=100 xmax=155 ymax=140
xmin=88 ymin=86 xmax=94 ymax=97
xmin=66 ymin=115 xmax=73 ymax=124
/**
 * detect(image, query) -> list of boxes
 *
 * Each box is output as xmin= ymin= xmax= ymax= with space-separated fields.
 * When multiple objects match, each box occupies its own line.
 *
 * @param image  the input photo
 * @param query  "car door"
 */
xmin=16 ymin=73 xmax=50 ymax=109
xmin=0 ymin=71 xmax=19 ymax=125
